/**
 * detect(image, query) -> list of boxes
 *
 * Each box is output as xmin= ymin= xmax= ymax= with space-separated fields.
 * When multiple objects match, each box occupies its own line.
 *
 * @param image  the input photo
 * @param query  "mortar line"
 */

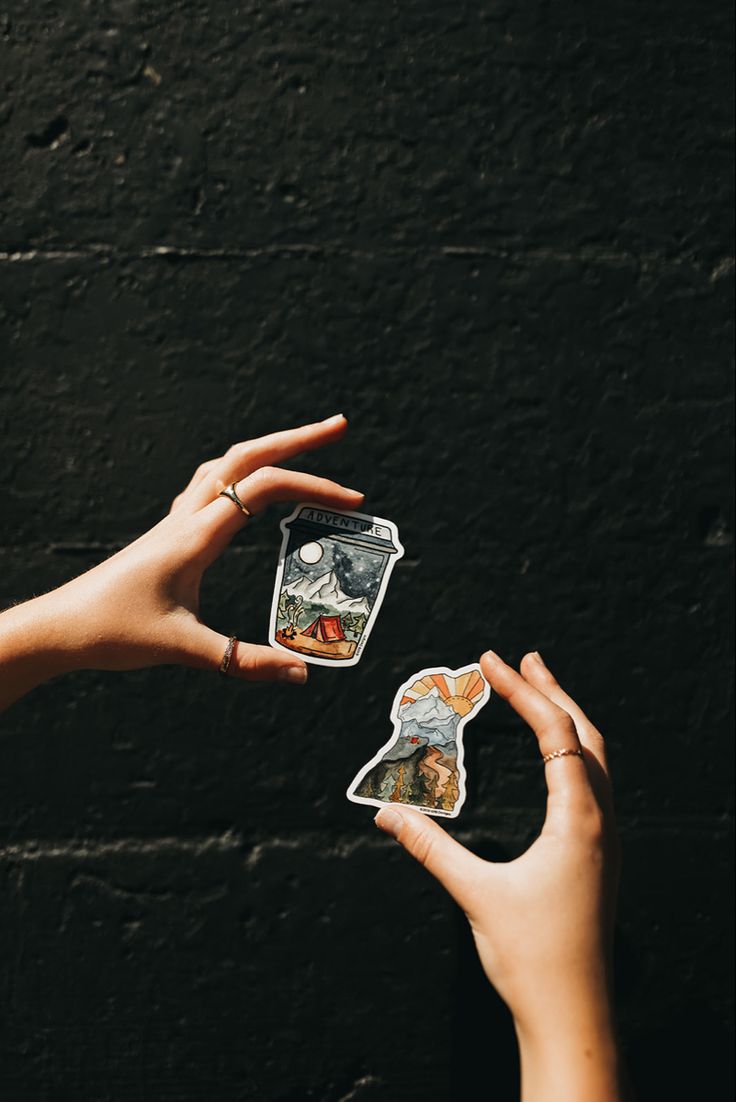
xmin=0 ymin=243 xmax=729 ymax=273
xmin=0 ymin=814 xmax=730 ymax=862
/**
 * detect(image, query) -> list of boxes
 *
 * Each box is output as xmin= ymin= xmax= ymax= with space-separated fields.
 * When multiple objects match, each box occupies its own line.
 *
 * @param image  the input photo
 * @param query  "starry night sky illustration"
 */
xmin=283 ymin=535 xmax=387 ymax=605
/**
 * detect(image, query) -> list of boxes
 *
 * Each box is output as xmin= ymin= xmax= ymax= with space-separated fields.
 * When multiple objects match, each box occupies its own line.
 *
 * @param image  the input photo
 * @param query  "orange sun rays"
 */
xmin=400 ymin=669 xmax=486 ymax=715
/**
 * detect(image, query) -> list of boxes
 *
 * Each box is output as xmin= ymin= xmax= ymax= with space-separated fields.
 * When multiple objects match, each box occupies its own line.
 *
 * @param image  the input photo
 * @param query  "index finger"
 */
xmin=479 ymin=650 xmax=596 ymax=819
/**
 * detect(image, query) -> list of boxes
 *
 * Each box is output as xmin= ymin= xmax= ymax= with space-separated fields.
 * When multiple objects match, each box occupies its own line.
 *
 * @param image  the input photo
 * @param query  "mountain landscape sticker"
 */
xmin=347 ymin=664 xmax=490 ymax=818
xmin=269 ymin=504 xmax=404 ymax=667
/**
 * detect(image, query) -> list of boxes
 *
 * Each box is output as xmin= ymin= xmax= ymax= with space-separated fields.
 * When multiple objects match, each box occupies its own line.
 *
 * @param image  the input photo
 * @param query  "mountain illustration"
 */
xmin=398 ymin=688 xmax=457 ymax=726
xmin=352 ymin=688 xmax=463 ymax=807
xmin=396 ymin=689 xmax=460 ymax=749
xmin=284 ymin=569 xmax=372 ymax=615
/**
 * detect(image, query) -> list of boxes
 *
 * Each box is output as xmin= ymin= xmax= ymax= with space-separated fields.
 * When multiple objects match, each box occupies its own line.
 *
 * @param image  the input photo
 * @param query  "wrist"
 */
xmin=513 ymin=989 xmax=622 ymax=1102
xmin=0 ymin=591 xmax=83 ymax=711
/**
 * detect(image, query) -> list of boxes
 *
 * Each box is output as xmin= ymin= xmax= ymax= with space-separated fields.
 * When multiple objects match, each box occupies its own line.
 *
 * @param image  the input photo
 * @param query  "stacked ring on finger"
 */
xmin=219 ymin=636 xmax=238 ymax=676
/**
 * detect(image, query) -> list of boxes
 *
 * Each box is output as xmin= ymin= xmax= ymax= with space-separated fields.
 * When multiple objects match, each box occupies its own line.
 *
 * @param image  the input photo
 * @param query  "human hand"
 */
xmin=375 ymin=651 xmax=622 ymax=1102
xmin=0 ymin=415 xmax=362 ymax=710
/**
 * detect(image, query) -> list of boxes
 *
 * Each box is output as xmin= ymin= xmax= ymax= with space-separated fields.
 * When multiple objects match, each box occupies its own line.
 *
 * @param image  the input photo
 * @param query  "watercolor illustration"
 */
xmin=269 ymin=504 xmax=403 ymax=668
xmin=346 ymin=664 xmax=490 ymax=818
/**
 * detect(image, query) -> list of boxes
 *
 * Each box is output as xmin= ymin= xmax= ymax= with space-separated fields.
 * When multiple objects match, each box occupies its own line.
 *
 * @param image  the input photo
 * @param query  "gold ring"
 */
xmin=219 ymin=636 xmax=238 ymax=676
xmin=542 ymin=747 xmax=584 ymax=764
xmin=218 ymin=482 xmax=253 ymax=517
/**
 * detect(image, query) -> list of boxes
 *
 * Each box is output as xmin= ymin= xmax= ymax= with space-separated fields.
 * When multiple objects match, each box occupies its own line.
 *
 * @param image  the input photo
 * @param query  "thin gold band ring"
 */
xmin=218 ymin=482 xmax=253 ymax=517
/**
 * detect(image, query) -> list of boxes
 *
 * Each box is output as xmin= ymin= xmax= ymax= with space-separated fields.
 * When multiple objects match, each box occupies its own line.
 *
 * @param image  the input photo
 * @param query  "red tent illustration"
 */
xmin=302 ymin=615 xmax=346 ymax=643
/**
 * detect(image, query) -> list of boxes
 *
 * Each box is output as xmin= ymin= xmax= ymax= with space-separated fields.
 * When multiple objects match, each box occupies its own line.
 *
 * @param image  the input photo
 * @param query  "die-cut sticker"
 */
xmin=269 ymin=504 xmax=403 ymax=668
xmin=347 ymin=664 xmax=490 ymax=818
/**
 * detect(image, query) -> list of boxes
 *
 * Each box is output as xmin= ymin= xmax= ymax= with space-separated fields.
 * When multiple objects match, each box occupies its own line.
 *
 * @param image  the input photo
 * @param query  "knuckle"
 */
xmin=233 ymin=442 xmax=254 ymax=462
xmin=407 ymin=827 xmax=435 ymax=868
xmin=540 ymin=710 xmax=577 ymax=744
xmin=237 ymin=651 xmax=261 ymax=679
xmin=552 ymin=705 xmax=576 ymax=733
xmin=251 ymin=465 xmax=278 ymax=489
xmin=556 ymin=712 xmax=577 ymax=738
xmin=588 ymin=727 xmax=607 ymax=753
xmin=579 ymin=804 xmax=606 ymax=844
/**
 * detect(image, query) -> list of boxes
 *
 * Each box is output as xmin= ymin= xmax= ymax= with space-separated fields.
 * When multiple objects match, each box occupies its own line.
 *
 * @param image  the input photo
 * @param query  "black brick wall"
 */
xmin=1 ymin=2 xmax=733 ymax=1099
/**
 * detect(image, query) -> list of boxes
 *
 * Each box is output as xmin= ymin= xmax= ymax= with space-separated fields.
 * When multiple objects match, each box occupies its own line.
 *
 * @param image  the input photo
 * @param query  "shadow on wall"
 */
xmin=626 ymin=1003 xmax=734 ymax=1101
xmin=451 ymin=837 xmax=520 ymax=1099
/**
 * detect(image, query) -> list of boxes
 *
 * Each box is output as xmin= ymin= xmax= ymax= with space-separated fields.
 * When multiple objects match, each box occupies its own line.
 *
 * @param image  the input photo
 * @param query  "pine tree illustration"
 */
xmin=389 ymin=765 xmax=406 ymax=802
xmin=441 ymin=767 xmax=460 ymax=812
xmin=377 ymin=771 xmax=396 ymax=803
xmin=409 ymin=770 xmax=429 ymax=805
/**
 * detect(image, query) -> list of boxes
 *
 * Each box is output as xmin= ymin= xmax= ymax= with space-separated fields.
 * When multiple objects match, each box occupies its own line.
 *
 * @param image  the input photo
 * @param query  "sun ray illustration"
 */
xmin=399 ymin=669 xmax=487 ymax=716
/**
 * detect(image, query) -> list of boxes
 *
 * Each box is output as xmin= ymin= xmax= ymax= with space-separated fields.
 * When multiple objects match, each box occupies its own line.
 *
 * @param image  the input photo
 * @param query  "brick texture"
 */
xmin=1 ymin=1 xmax=733 ymax=1099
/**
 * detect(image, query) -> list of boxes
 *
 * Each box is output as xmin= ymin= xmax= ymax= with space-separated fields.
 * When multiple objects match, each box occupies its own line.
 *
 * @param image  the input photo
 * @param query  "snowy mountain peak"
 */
xmin=284 ymin=570 xmax=371 ymax=615
xmin=398 ymin=690 xmax=457 ymax=726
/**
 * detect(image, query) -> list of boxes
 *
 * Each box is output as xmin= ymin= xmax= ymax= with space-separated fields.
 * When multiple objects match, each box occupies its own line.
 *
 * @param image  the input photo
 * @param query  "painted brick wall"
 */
xmin=1 ymin=2 xmax=733 ymax=1099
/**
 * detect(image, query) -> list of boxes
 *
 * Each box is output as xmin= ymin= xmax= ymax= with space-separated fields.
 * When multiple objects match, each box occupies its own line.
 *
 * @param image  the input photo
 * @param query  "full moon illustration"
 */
xmin=298 ymin=541 xmax=324 ymax=565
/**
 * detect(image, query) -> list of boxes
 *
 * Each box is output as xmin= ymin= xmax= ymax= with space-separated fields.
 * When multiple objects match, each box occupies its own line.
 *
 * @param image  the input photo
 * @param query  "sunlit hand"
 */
xmin=0 ymin=415 xmax=362 ymax=711
xmin=375 ymin=650 xmax=623 ymax=1102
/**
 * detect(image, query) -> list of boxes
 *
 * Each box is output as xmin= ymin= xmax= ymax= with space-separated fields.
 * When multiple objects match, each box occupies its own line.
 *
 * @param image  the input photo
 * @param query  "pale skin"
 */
xmin=375 ymin=650 xmax=623 ymax=1102
xmin=0 ymin=414 xmax=363 ymax=712
xmin=1 ymin=422 xmax=623 ymax=1098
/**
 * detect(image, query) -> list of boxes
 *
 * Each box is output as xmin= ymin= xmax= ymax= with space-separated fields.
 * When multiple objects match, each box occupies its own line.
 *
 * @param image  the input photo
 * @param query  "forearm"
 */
xmin=515 ymin=989 xmax=623 ymax=1102
xmin=0 ymin=592 xmax=81 ymax=712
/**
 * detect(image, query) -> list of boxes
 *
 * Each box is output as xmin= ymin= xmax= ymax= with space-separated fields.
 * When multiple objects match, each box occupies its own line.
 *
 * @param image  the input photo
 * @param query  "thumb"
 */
xmin=177 ymin=621 xmax=309 ymax=684
xmin=374 ymin=805 xmax=483 ymax=912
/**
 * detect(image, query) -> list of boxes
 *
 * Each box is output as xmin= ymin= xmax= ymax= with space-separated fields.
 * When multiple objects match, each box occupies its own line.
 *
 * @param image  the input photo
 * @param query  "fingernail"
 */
xmin=323 ymin=413 xmax=345 ymax=425
xmin=280 ymin=665 xmax=308 ymax=684
xmin=345 ymin=487 xmax=364 ymax=496
xmin=532 ymin=650 xmax=547 ymax=667
xmin=375 ymin=808 xmax=403 ymax=838
xmin=482 ymin=650 xmax=501 ymax=664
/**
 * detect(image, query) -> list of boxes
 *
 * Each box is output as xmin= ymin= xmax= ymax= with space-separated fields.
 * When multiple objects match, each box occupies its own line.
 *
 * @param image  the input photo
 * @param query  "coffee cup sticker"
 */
xmin=269 ymin=504 xmax=404 ymax=667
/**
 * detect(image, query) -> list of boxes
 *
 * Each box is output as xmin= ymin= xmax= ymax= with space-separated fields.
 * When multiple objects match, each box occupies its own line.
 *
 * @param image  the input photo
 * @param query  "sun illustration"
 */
xmin=400 ymin=669 xmax=486 ymax=716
